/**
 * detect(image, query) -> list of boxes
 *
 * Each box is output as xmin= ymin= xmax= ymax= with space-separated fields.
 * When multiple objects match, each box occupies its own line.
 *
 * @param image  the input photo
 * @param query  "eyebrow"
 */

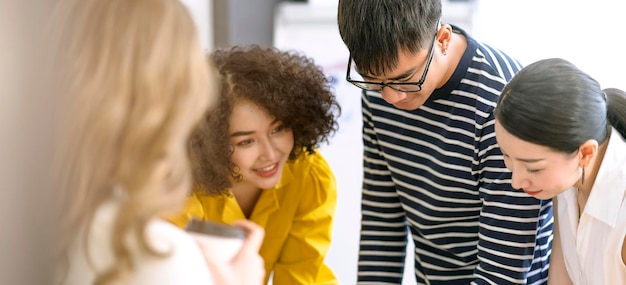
xmin=516 ymin=157 xmax=544 ymax=163
xmin=361 ymin=68 xmax=417 ymax=82
xmin=230 ymin=130 xmax=254 ymax=138
xmin=502 ymin=152 xmax=544 ymax=163
xmin=229 ymin=118 xmax=281 ymax=138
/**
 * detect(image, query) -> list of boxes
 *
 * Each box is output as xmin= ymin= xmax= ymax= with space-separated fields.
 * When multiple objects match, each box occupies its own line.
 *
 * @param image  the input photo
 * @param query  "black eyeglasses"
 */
xmin=345 ymin=25 xmax=438 ymax=93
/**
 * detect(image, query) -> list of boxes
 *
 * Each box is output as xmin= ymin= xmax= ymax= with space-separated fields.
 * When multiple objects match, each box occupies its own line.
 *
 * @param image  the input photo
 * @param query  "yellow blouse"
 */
xmin=169 ymin=151 xmax=338 ymax=285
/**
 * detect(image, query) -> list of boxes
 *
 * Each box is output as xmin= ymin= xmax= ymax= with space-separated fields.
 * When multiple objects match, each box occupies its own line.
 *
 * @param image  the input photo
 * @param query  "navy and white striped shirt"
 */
xmin=357 ymin=27 xmax=553 ymax=285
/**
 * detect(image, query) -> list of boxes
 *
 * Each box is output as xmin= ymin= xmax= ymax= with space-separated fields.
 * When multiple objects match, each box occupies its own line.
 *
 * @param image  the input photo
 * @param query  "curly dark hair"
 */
xmin=189 ymin=45 xmax=341 ymax=194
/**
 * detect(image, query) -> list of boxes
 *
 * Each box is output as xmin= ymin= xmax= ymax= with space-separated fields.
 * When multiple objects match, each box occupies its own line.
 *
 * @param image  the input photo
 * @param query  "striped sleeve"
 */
xmin=356 ymin=91 xmax=408 ymax=284
xmin=471 ymin=111 xmax=550 ymax=284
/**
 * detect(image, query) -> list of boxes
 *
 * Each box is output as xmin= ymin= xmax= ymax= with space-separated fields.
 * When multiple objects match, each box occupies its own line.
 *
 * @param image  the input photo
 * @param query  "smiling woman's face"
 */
xmin=228 ymin=99 xmax=295 ymax=191
xmin=495 ymin=120 xmax=581 ymax=199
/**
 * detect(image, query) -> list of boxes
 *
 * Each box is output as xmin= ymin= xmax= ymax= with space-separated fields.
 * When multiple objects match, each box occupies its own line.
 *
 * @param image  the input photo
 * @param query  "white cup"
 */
xmin=186 ymin=219 xmax=246 ymax=262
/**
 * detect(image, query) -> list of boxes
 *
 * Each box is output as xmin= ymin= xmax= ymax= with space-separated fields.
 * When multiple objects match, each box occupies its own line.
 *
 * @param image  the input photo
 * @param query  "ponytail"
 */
xmin=604 ymin=88 xmax=626 ymax=139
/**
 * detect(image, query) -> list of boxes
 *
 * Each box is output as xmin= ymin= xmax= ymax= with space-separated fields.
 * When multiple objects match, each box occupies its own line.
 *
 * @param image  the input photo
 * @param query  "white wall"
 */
xmin=180 ymin=0 xmax=212 ymax=50
xmin=473 ymin=0 xmax=626 ymax=90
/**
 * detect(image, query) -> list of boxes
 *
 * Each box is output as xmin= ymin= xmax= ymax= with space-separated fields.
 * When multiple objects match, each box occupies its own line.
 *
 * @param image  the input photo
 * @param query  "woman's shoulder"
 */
xmin=130 ymin=215 xmax=214 ymax=284
xmin=65 ymin=199 xmax=214 ymax=285
xmin=287 ymin=150 xmax=336 ymax=194
xmin=88 ymin=199 xmax=200 ymax=251
xmin=126 ymin=212 xmax=217 ymax=284
xmin=285 ymin=150 xmax=333 ymax=181
xmin=292 ymin=149 xmax=331 ymax=171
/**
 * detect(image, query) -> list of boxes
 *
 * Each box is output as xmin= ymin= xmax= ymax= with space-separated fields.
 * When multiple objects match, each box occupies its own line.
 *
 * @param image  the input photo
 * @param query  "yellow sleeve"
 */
xmin=272 ymin=152 xmax=339 ymax=285
xmin=165 ymin=194 xmax=205 ymax=229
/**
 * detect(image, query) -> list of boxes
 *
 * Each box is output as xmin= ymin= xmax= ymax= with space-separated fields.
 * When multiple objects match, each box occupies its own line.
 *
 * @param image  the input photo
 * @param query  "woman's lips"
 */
xmin=523 ymin=189 xmax=542 ymax=195
xmin=254 ymin=162 xmax=279 ymax=177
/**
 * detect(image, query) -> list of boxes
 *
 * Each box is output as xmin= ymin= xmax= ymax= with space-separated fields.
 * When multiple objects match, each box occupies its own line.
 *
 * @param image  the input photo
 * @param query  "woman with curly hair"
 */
xmin=170 ymin=45 xmax=341 ymax=285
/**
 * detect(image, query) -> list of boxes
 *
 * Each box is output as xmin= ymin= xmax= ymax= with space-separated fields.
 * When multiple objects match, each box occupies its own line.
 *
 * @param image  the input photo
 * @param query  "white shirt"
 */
xmin=62 ymin=198 xmax=214 ymax=285
xmin=557 ymin=128 xmax=626 ymax=285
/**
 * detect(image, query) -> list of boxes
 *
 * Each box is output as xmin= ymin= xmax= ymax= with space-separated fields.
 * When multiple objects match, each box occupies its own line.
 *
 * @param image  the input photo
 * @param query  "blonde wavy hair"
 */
xmin=52 ymin=0 xmax=215 ymax=284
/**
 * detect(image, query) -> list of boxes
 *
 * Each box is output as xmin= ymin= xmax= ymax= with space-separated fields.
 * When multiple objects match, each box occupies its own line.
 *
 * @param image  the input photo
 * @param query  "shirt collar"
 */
xmin=222 ymin=159 xmax=296 ymax=225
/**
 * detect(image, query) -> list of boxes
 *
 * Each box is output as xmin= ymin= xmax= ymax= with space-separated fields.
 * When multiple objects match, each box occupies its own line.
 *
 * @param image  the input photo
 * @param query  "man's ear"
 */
xmin=437 ymin=24 xmax=453 ymax=53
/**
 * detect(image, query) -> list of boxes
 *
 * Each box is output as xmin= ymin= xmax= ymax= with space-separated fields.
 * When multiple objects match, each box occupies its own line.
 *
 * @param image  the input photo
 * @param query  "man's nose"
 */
xmin=380 ymin=87 xmax=408 ymax=105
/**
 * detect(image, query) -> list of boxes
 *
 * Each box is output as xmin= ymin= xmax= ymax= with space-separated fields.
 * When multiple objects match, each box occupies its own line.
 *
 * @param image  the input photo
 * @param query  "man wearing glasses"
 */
xmin=338 ymin=0 xmax=553 ymax=284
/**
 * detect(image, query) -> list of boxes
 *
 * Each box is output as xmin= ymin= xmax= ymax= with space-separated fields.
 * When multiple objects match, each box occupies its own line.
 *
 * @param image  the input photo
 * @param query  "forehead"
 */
xmin=229 ymin=100 xmax=274 ymax=128
xmin=358 ymin=47 xmax=429 ymax=80
xmin=494 ymin=121 xmax=560 ymax=159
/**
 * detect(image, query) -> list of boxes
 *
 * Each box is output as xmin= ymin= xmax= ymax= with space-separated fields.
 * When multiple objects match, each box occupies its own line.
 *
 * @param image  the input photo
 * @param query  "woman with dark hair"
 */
xmin=494 ymin=58 xmax=626 ymax=285
xmin=170 ymin=45 xmax=341 ymax=285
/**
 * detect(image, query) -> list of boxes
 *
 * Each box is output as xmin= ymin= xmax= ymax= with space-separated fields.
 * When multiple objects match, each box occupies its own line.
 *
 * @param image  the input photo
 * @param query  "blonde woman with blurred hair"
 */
xmin=52 ymin=0 xmax=265 ymax=284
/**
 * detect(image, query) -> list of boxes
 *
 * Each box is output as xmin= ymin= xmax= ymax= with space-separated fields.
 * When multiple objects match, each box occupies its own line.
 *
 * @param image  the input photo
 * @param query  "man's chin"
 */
xmin=393 ymin=101 xmax=421 ymax=111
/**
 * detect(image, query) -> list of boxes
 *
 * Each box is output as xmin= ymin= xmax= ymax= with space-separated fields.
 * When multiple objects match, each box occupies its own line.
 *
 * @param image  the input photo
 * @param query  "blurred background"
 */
xmin=1 ymin=0 xmax=56 ymax=284
xmin=2 ymin=0 xmax=623 ymax=284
